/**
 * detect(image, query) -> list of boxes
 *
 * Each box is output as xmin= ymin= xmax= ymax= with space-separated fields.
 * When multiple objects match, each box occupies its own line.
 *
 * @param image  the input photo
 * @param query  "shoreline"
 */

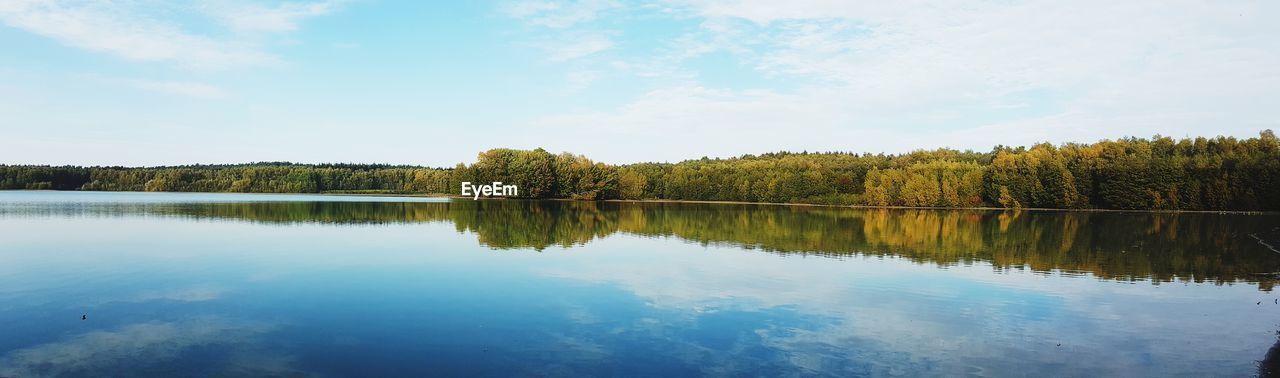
xmin=0 ymin=189 xmax=1274 ymax=214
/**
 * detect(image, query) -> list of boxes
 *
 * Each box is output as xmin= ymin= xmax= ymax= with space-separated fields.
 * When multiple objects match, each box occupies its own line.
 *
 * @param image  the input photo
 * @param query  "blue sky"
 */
xmin=1 ymin=1 xmax=1276 ymax=167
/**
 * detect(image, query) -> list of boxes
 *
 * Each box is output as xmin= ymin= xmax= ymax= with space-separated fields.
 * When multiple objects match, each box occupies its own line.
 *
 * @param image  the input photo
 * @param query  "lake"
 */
xmin=1 ymin=191 xmax=1279 ymax=377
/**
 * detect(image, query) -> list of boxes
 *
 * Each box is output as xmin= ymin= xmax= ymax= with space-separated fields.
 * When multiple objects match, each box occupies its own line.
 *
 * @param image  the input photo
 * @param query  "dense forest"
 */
xmin=2 ymin=131 xmax=1278 ymax=210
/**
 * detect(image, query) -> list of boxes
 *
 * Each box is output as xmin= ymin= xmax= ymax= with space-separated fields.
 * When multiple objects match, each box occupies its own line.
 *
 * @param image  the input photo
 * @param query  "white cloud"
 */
xmin=504 ymin=1 xmax=626 ymax=93
xmin=128 ymin=79 xmax=228 ymax=99
xmin=565 ymin=70 xmax=603 ymax=91
xmin=0 ymin=1 xmax=338 ymax=71
xmin=547 ymin=34 xmax=614 ymax=61
xmin=522 ymin=85 xmax=883 ymax=162
xmin=203 ymin=0 xmax=342 ymax=33
xmin=537 ymin=86 xmax=839 ymax=135
xmin=504 ymin=0 xmax=622 ymax=28
xmin=0 ymin=1 xmax=271 ymax=70
xmin=522 ymin=0 xmax=1280 ymax=159
xmin=505 ymin=1 xmax=561 ymax=20
xmin=75 ymin=74 xmax=229 ymax=99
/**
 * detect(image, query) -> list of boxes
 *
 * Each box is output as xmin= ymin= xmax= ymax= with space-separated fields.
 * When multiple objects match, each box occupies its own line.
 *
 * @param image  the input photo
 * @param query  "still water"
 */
xmin=2 ymin=191 xmax=1279 ymax=377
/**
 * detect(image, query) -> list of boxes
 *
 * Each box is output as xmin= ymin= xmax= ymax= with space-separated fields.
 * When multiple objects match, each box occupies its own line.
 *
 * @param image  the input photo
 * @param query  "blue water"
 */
xmin=1 ymin=191 xmax=1278 ymax=377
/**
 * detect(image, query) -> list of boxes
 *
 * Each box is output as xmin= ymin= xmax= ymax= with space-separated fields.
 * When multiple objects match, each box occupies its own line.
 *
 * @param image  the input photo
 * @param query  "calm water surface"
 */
xmin=2 ymin=191 xmax=1280 ymax=377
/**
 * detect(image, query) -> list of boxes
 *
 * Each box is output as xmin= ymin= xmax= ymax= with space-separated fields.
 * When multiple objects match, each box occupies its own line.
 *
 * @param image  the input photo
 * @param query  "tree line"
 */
xmin=2 ymin=130 xmax=1277 ymax=210
xmin=0 ymin=163 xmax=453 ymax=194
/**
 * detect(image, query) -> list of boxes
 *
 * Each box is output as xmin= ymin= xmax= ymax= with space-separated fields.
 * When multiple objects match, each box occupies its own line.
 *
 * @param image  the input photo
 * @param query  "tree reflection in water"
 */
xmin=11 ymin=199 xmax=1277 ymax=291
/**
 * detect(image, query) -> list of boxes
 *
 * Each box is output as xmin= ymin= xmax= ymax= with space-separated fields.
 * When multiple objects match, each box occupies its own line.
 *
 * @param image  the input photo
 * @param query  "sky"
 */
xmin=0 ymin=0 xmax=1276 ymax=167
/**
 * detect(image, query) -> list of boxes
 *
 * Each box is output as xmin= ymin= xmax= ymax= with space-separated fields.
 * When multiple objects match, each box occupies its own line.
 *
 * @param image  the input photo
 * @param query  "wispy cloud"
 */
xmin=128 ymin=79 xmax=229 ymax=99
xmin=0 ymin=1 xmax=337 ymax=71
xmin=564 ymin=70 xmax=603 ymax=91
xmin=503 ymin=0 xmax=622 ymax=28
xmin=504 ymin=1 xmax=623 ymax=92
xmin=202 ymin=0 xmax=343 ymax=33
xmin=547 ymin=34 xmax=614 ymax=61
xmin=519 ymin=0 xmax=1280 ymax=159
xmin=78 ymin=74 xmax=229 ymax=99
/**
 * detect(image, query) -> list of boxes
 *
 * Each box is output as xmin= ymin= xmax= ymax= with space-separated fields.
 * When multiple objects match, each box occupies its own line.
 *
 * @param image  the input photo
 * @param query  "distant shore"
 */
xmin=5 ymin=131 xmax=1277 ymax=212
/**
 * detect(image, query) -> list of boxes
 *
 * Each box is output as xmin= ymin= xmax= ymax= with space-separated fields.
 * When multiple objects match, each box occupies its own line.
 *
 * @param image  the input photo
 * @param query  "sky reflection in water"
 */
xmin=1 ymin=192 xmax=1279 ymax=377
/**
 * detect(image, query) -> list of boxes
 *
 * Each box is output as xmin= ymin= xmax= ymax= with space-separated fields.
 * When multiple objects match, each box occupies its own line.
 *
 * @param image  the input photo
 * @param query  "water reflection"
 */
xmin=6 ymin=198 xmax=1278 ymax=290
xmin=4 ymin=193 xmax=1280 ymax=376
xmin=0 ymin=317 xmax=299 ymax=377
